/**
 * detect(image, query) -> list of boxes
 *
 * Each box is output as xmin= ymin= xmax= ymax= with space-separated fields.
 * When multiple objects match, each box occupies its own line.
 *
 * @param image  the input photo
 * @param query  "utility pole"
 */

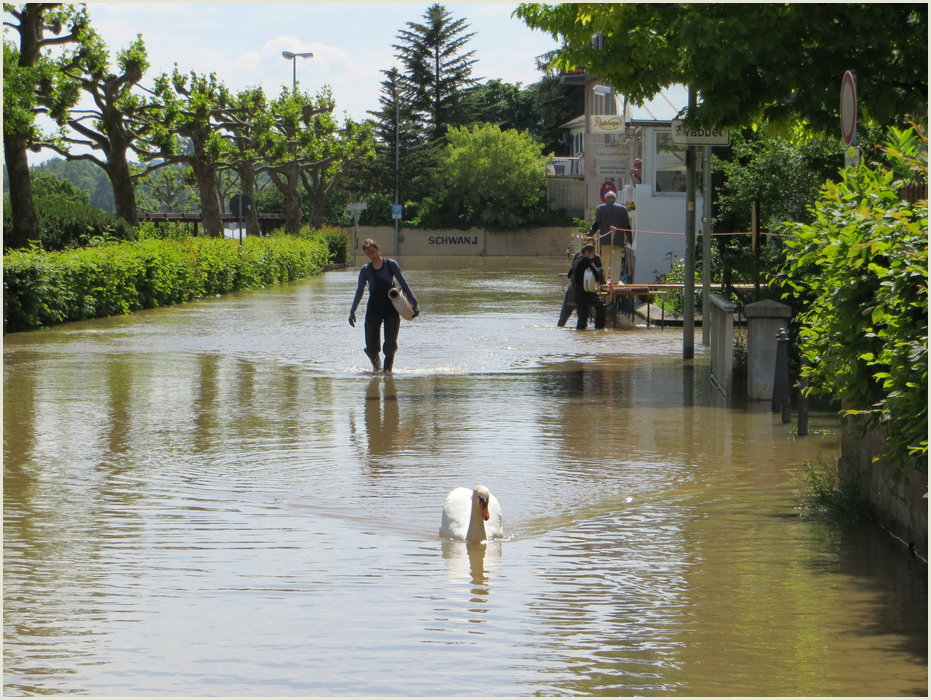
xmin=394 ymin=76 xmax=400 ymax=256
xmin=683 ymin=89 xmax=697 ymax=360
xmin=701 ymin=145 xmax=712 ymax=346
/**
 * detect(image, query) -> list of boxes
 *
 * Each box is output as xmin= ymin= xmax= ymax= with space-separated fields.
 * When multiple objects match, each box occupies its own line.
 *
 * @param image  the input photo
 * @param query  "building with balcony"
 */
xmin=547 ymin=75 xmax=706 ymax=285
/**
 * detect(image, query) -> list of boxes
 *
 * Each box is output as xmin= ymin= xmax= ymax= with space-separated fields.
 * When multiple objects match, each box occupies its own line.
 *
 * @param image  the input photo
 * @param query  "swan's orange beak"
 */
xmin=478 ymin=498 xmax=490 ymax=521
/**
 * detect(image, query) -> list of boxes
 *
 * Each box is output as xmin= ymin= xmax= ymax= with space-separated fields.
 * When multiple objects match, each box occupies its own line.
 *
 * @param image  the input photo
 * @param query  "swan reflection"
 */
xmin=441 ymin=539 xmax=502 ymax=588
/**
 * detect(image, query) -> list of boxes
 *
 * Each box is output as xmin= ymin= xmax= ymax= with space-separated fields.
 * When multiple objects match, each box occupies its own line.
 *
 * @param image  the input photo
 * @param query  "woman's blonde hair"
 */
xmin=362 ymin=238 xmax=379 ymax=251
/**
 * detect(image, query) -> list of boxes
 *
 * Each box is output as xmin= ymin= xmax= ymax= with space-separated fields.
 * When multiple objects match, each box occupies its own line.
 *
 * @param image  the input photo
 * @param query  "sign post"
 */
xmin=228 ymin=194 xmax=253 ymax=245
xmin=391 ymin=204 xmax=402 ymax=256
xmin=841 ymin=70 xmax=859 ymax=167
xmin=670 ymin=119 xmax=729 ymax=350
xmin=347 ymin=203 xmax=367 ymax=258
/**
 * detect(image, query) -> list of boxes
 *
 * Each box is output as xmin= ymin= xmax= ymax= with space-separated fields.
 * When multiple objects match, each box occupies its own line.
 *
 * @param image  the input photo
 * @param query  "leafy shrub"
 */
xmin=35 ymin=198 xmax=134 ymax=250
xmin=136 ymin=220 xmax=196 ymax=241
xmin=31 ymin=170 xmax=91 ymax=206
xmin=775 ymin=127 xmax=928 ymax=476
xmin=3 ymin=236 xmax=330 ymax=332
xmin=313 ymin=226 xmax=349 ymax=264
xmin=269 ymin=225 xmax=348 ymax=264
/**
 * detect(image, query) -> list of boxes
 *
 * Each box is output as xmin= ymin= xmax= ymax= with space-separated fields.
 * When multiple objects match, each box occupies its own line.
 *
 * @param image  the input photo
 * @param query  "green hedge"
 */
xmin=776 ymin=127 xmax=928 ymax=476
xmin=269 ymin=225 xmax=349 ymax=264
xmin=3 ymin=236 xmax=331 ymax=333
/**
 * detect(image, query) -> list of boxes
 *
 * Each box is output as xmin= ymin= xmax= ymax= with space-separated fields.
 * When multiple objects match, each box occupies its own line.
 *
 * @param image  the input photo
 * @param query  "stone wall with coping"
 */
xmin=839 ymin=409 xmax=928 ymax=560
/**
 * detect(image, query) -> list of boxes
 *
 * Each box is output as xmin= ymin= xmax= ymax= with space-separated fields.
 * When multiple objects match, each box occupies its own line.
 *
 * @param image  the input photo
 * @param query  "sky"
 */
xmin=21 ymin=2 xmax=563 ymax=163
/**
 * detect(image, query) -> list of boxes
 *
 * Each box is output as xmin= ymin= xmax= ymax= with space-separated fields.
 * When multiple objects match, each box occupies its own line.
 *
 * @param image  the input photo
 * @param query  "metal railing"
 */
xmin=548 ymin=157 xmax=584 ymax=177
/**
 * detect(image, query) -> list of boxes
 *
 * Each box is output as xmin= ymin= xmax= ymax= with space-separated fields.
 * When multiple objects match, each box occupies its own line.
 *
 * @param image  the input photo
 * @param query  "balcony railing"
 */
xmin=546 ymin=157 xmax=583 ymax=178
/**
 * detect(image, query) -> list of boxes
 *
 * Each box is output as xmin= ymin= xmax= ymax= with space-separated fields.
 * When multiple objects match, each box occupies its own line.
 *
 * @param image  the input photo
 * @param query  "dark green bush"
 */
xmin=313 ymin=226 xmax=349 ymax=264
xmin=4 ymin=236 xmax=330 ymax=332
xmin=36 ymin=198 xmax=134 ymax=251
xmin=269 ymin=225 xmax=348 ymax=264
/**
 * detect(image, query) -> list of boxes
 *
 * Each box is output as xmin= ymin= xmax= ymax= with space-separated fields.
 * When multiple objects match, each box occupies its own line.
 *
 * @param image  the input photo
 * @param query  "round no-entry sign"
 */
xmin=840 ymin=70 xmax=857 ymax=147
xmin=600 ymin=180 xmax=617 ymax=202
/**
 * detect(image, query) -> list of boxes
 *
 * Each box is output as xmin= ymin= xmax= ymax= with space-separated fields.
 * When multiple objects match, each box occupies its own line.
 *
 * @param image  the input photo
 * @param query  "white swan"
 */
xmin=439 ymin=485 xmax=504 ymax=542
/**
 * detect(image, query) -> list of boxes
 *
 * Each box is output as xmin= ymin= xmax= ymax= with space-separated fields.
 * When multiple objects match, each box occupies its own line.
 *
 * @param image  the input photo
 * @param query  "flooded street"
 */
xmin=4 ymin=257 xmax=927 ymax=696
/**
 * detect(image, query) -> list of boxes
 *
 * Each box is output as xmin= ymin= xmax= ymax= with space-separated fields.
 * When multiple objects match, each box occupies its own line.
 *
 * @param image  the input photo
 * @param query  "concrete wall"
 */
xmin=839 ymin=410 xmax=928 ymax=560
xmin=344 ymin=226 xmax=572 ymax=257
xmin=744 ymin=300 xmax=793 ymax=400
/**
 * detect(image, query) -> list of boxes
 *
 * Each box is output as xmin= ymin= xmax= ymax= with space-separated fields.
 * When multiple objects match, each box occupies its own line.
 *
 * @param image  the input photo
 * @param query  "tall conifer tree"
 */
xmin=393 ymin=3 xmax=480 ymax=141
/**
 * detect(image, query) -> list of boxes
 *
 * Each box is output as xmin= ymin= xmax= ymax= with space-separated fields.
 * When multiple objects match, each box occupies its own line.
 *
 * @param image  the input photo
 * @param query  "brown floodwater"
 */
xmin=3 ymin=257 xmax=927 ymax=696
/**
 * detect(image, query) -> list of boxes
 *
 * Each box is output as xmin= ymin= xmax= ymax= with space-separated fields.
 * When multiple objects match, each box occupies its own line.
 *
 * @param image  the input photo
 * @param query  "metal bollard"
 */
xmin=798 ymin=364 xmax=809 ymax=436
xmin=772 ymin=328 xmax=791 ymax=423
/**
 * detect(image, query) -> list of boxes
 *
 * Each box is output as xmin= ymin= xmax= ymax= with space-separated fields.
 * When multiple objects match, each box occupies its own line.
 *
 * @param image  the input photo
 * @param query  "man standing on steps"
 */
xmin=589 ymin=190 xmax=632 ymax=283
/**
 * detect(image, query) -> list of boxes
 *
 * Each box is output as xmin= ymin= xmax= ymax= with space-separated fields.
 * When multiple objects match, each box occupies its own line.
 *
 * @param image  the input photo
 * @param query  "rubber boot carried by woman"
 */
xmin=349 ymin=239 xmax=419 ymax=372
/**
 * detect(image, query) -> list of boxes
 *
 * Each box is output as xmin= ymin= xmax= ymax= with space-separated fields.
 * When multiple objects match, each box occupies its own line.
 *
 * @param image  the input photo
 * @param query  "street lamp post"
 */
xmin=281 ymin=50 xmax=314 ymax=90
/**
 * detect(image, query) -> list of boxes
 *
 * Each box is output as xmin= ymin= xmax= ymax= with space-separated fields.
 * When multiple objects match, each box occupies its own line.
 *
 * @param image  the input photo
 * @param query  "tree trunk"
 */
xmin=107 ymin=157 xmax=139 ymax=228
xmin=191 ymin=160 xmax=223 ymax=237
xmin=3 ymin=132 xmax=39 ymax=250
xmin=101 ymin=110 xmax=140 ymax=228
xmin=236 ymin=165 xmax=261 ymax=236
xmin=308 ymin=182 xmax=327 ymax=229
xmin=282 ymin=162 xmax=302 ymax=235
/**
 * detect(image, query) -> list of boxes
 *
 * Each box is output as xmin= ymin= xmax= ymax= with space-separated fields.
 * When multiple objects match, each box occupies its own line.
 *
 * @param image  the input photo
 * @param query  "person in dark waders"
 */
xmin=349 ymin=238 xmax=419 ymax=372
xmin=570 ymin=244 xmax=606 ymax=330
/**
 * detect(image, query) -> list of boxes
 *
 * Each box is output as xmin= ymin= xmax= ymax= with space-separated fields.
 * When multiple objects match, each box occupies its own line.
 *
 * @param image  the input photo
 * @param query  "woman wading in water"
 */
xmin=349 ymin=239 xmax=419 ymax=372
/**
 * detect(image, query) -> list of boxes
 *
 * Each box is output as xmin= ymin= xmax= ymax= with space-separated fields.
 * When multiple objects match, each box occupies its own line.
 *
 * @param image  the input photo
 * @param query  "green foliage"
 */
xmin=775 ymin=127 xmax=928 ymax=476
xmin=135 ymin=221 xmax=194 ymax=241
xmin=515 ymin=3 xmax=927 ymax=133
xmin=714 ymin=131 xmax=846 ymax=232
xmin=3 ymin=236 xmax=330 ymax=332
xmin=30 ymin=158 xmax=115 ymax=211
xmin=798 ymin=458 xmax=867 ymax=522
xmin=34 ymin=198 xmax=134 ymax=251
xmin=524 ymin=73 xmax=585 ymax=156
xmin=270 ymin=225 xmax=349 ymax=265
xmin=134 ymin=162 xmax=196 ymax=213
xmin=417 ymin=124 xmax=549 ymax=230
xmin=472 ymin=79 xmax=536 ymax=133
xmin=394 ymin=3 xmax=479 ymax=140
xmin=313 ymin=227 xmax=349 ymax=264
xmin=30 ymin=170 xmax=90 ymax=206
xmin=358 ymin=193 xmax=394 ymax=227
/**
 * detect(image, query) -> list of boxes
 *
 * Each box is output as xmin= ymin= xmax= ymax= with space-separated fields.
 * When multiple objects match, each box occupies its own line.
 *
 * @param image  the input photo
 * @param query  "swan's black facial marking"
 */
xmin=478 ymin=496 xmax=488 ymax=508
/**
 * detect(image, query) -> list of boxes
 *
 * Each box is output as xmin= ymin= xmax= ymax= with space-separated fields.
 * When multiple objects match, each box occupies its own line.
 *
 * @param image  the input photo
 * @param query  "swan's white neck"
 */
xmin=466 ymin=495 xmax=487 ymax=542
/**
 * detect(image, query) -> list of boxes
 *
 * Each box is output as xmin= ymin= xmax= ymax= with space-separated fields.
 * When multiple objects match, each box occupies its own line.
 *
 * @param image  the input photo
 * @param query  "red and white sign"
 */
xmin=599 ymin=180 xmax=617 ymax=202
xmin=840 ymin=70 xmax=857 ymax=147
